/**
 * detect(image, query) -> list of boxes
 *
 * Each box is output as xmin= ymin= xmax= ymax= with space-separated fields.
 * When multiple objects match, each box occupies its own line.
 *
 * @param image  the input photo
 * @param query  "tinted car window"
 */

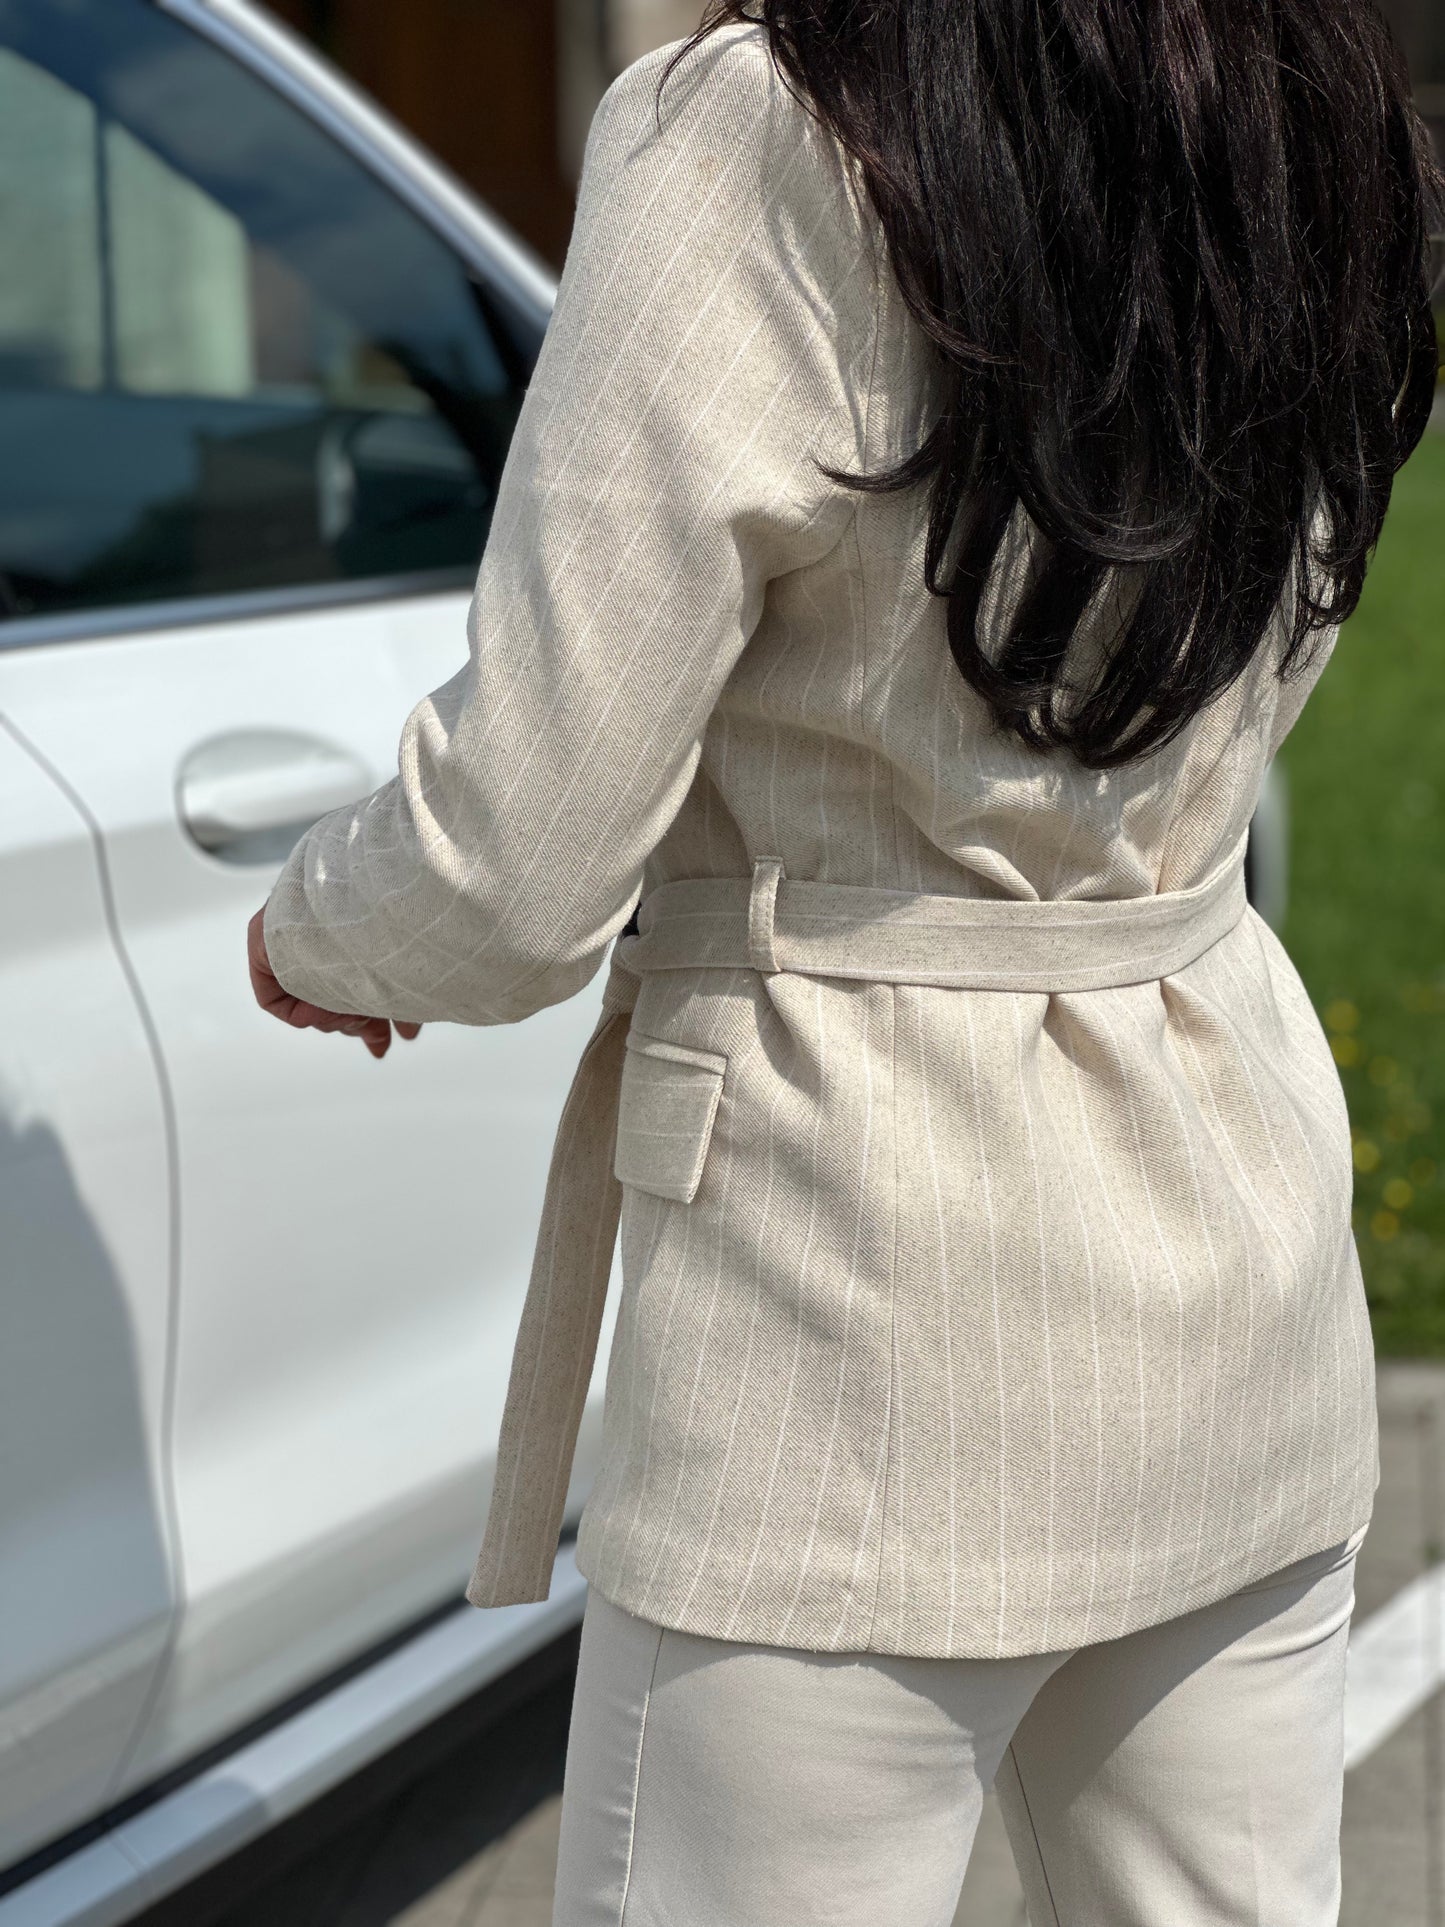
xmin=0 ymin=0 xmax=544 ymax=624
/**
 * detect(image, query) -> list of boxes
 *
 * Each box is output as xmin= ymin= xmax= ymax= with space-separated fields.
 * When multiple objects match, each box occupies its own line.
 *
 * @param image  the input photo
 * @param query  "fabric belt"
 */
xmin=465 ymin=834 xmax=1251 ymax=1608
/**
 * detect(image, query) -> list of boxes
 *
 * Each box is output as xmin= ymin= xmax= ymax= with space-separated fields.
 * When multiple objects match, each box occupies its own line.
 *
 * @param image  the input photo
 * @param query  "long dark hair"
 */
xmin=667 ymin=2 xmax=1442 ymax=768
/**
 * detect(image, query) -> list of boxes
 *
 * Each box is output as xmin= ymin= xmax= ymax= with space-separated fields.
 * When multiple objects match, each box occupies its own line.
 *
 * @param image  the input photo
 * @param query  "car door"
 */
xmin=0 ymin=719 xmax=175 ymax=1872
xmin=0 ymin=0 xmax=612 ymax=1795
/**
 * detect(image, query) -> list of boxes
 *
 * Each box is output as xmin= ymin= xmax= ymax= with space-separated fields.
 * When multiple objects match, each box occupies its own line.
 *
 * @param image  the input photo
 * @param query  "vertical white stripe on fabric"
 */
xmin=1029 ymin=997 xmax=1106 ymax=1645
xmin=914 ymin=992 xmax=960 ymax=1649
xmin=1058 ymin=1005 xmax=1151 ymax=1637
xmin=1116 ymin=991 xmax=1229 ymax=1597
xmin=1045 ymin=774 xmax=1087 ymax=899
xmin=1010 ymin=996 xmax=1058 ymax=1645
xmin=832 ymin=1366 xmax=894 ymax=1651
xmin=603 ymin=1184 xmax=699 ymax=1594
xmin=633 ymin=1031 xmax=743 ymax=1621
xmin=1110 ymin=996 xmax=1209 ymax=1618
xmin=925 ymin=638 xmax=951 ymax=851
xmin=776 ymin=993 xmax=875 ymax=1640
xmin=960 ymin=998 xmax=1010 ymax=1655
xmin=1191 ymin=952 xmax=1313 ymax=1571
xmin=1174 ymin=1014 xmax=1271 ymax=1572
xmin=1097 ymin=997 xmax=1190 ymax=1624
xmin=673 ymin=1061 xmax=791 ymax=1624
xmin=1213 ymin=946 xmax=1328 ymax=1563
xmin=722 ymin=979 xmax=831 ymax=1637
xmin=1339 ymin=1247 xmax=1372 ymax=1529
xmin=799 ymin=581 xmax=833 ymax=883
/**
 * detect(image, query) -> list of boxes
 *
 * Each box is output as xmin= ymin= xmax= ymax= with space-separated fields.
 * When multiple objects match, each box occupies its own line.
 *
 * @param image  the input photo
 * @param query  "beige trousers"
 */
xmin=553 ymin=1523 xmax=1366 ymax=1926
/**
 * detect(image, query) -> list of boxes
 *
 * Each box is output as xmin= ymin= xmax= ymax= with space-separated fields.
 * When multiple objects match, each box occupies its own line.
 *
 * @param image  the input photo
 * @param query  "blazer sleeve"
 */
xmin=260 ymin=26 xmax=881 ymax=1027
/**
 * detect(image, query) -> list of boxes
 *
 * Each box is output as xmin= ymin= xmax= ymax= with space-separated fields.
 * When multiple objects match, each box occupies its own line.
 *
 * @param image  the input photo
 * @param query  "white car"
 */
xmin=0 ymin=2 xmax=1291 ymax=1921
xmin=0 ymin=2 xmax=613 ymax=1920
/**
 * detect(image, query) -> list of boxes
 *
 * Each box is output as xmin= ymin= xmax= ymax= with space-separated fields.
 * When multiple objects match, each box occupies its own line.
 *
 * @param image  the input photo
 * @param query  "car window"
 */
xmin=0 ymin=0 xmax=544 ymax=627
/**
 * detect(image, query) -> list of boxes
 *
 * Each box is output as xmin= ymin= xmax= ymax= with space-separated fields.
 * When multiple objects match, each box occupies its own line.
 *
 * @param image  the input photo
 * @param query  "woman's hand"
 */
xmin=248 ymin=909 xmax=421 ymax=1061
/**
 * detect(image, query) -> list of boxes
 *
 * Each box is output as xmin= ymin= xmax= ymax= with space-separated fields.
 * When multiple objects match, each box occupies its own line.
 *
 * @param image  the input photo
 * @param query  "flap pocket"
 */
xmin=613 ymin=1031 xmax=727 ymax=1204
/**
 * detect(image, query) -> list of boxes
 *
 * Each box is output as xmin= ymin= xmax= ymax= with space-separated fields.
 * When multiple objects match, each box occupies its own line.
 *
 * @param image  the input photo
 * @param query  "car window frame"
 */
xmin=0 ymin=0 xmax=556 ymax=654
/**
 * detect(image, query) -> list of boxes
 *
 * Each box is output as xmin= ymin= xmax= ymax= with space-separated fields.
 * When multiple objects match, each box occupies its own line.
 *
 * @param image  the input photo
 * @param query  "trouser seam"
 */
xmin=616 ymin=1620 xmax=665 ymax=1926
xmin=1007 ymin=1740 xmax=1063 ymax=1927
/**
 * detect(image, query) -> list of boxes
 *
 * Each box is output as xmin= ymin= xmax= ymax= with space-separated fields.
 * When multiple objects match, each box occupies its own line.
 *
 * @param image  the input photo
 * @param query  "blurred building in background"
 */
xmin=262 ymin=0 xmax=1442 ymax=272
xmin=262 ymin=0 xmax=704 ymax=267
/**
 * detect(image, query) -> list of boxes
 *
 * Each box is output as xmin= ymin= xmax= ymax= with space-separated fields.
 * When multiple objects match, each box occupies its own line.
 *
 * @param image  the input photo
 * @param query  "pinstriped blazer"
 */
xmin=262 ymin=22 xmax=1379 ymax=1658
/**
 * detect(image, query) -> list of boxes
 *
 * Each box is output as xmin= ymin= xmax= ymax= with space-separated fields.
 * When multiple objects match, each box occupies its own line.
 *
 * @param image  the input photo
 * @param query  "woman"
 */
xmin=249 ymin=2 xmax=1441 ymax=1919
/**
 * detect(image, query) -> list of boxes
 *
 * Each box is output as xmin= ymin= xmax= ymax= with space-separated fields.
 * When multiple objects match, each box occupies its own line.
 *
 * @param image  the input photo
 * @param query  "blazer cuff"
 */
xmin=261 ymin=836 xmax=345 ymax=1014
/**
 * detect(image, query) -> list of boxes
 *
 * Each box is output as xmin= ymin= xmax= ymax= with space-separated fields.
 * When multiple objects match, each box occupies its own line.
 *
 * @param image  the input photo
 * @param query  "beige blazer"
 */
xmin=263 ymin=23 xmax=1379 ymax=1659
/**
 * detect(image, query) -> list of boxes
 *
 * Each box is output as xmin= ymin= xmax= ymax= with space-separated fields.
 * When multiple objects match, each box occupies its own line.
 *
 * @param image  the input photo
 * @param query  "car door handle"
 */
xmin=178 ymin=728 xmax=374 ymax=865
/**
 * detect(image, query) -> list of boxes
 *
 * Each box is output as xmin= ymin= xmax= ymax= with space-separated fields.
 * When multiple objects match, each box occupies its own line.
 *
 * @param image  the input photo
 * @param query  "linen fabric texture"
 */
xmin=261 ymin=23 xmax=1379 ymax=1660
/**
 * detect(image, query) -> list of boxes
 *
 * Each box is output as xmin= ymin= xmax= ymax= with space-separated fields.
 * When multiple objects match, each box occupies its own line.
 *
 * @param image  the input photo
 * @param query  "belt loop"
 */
xmin=748 ymin=856 xmax=785 ymax=975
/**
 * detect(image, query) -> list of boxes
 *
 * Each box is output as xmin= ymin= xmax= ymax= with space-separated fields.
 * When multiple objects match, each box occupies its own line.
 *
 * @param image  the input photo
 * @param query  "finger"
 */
xmin=304 ymin=1007 xmax=365 ymax=1033
xmin=292 ymin=1003 xmax=371 ymax=1035
xmin=395 ymin=1022 xmax=423 ymax=1042
xmin=251 ymin=956 xmax=298 ymax=1020
xmin=253 ymin=973 xmax=330 ymax=1029
xmin=247 ymin=911 xmax=286 ymax=1013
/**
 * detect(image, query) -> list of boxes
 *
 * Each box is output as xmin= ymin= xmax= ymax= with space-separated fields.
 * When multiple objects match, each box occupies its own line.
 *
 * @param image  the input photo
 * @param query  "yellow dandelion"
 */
xmin=1354 ymin=1138 xmax=1382 ymax=1173
xmin=1371 ymin=1208 xmax=1400 ymax=1241
xmin=1325 ymin=998 xmax=1360 ymax=1032
xmin=1383 ymin=1177 xmax=1414 ymax=1211
xmin=1331 ymin=1035 xmax=1362 ymax=1067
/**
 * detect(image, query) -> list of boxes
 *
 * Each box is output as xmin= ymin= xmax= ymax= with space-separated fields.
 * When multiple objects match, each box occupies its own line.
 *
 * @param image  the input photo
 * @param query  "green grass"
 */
xmin=1277 ymin=429 xmax=1445 ymax=1353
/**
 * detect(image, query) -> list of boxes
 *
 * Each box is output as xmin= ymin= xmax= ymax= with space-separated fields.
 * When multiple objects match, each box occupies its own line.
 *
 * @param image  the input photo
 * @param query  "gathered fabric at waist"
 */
xmin=465 ymin=832 xmax=1255 ymax=1613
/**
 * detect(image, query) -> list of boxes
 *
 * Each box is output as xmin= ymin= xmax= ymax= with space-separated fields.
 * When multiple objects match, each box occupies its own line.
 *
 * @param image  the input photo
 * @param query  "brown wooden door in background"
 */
xmin=263 ymin=0 xmax=578 ymax=266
